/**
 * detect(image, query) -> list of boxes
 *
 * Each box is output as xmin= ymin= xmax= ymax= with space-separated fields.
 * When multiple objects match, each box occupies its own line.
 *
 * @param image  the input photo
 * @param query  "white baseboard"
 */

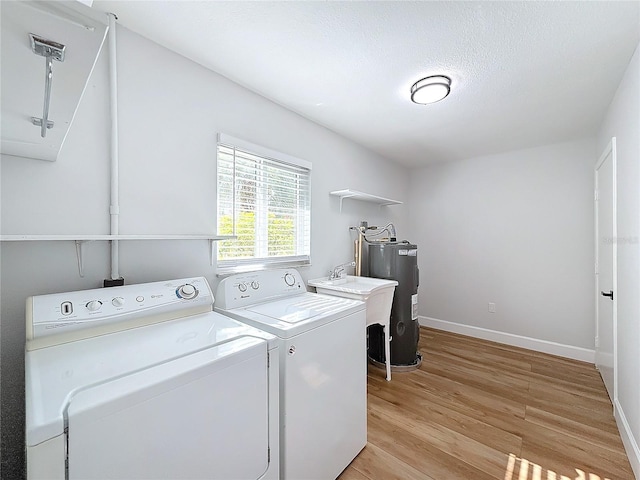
xmin=419 ymin=316 xmax=595 ymax=363
xmin=615 ymin=399 xmax=640 ymax=479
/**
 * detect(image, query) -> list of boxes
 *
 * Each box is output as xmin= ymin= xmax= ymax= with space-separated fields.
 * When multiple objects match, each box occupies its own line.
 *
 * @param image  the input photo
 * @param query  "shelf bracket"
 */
xmin=75 ymin=240 xmax=86 ymax=277
xmin=338 ymin=194 xmax=357 ymax=213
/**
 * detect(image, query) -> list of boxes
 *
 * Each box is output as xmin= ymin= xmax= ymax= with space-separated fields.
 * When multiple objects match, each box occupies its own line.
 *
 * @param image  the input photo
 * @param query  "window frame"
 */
xmin=216 ymin=133 xmax=312 ymax=274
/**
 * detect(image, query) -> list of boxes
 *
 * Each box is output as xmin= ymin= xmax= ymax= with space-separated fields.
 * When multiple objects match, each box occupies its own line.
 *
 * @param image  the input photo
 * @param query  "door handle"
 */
xmin=601 ymin=290 xmax=614 ymax=300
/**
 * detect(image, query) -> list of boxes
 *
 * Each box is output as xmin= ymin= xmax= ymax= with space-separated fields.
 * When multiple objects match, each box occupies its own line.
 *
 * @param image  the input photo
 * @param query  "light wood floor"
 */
xmin=339 ymin=327 xmax=634 ymax=480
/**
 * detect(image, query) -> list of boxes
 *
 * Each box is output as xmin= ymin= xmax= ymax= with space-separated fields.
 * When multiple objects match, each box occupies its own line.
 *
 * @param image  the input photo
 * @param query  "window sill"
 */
xmin=216 ymin=260 xmax=311 ymax=277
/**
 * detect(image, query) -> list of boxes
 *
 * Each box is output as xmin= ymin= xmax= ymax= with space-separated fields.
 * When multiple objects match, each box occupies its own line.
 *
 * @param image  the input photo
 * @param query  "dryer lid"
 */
xmin=66 ymin=340 xmax=269 ymax=480
xmin=25 ymin=311 xmax=274 ymax=446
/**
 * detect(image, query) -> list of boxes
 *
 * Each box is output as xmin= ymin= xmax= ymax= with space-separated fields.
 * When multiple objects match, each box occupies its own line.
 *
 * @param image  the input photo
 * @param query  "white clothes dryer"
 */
xmin=25 ymin=277 xmax=279 ymax=480
xmin=215 ymin=269 xmax=367 ymax=480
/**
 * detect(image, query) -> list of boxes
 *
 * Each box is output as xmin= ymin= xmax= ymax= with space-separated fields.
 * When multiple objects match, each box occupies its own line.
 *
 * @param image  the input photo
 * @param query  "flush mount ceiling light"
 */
xmin=410 ymin=75 xmax=451 ymax=104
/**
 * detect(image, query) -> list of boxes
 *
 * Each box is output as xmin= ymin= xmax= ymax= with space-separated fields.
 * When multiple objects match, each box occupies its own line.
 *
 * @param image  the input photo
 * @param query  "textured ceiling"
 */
xmin=92 ymin=1 xmax=640 ymax=167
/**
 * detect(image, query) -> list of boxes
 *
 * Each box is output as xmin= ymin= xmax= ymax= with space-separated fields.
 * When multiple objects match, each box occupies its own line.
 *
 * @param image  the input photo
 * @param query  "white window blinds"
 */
xmin=217 ymin=135 xmax=311 ymax=271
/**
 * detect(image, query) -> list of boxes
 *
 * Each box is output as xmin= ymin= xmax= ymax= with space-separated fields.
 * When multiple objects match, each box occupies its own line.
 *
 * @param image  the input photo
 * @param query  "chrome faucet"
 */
xmin=329 ymin=261 xmax=356 ymax=280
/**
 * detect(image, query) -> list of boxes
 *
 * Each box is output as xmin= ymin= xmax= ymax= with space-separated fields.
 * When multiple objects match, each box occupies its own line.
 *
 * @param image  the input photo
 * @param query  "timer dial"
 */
xmin=251 ymin=281 xmax=260 ymax=290
xmin=86 ymin=300 xmax=103 ymax=312
xmin=284 ymin=273 xmax=296 ymax=286
xmin=112 ymin=296 xmax=125 ymax=307
xmin=238 ymin=283 xmax=247 ymax=293
xmin=177 ymin=284 xmax=197 ymax=299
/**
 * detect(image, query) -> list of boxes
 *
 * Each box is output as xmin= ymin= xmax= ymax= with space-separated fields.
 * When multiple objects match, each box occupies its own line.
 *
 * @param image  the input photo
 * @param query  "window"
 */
xmin=216 ymin=134 xmax=311 ymax=272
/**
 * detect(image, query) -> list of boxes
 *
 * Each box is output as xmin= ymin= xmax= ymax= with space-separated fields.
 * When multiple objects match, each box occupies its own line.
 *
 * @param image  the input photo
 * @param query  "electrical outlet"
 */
xmin=488 ymin=302 xmax=496 ymax=313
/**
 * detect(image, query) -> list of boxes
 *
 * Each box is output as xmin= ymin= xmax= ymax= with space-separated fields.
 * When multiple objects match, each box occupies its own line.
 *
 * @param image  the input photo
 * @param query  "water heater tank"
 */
xmin=366 ymin=241 xmax=421 ymax=368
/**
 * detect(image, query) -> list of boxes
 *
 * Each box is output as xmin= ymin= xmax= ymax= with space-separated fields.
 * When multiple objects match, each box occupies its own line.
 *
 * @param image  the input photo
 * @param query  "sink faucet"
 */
xmin=329 ymin=261 xmax=356 ymax=280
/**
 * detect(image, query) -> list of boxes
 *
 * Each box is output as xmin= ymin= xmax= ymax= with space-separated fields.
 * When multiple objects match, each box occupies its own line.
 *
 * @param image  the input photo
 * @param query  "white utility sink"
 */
xmin=308 ymin=275 xmax=397 ymax=381
xmin=309 ymin=275 xmax=393 ymax=291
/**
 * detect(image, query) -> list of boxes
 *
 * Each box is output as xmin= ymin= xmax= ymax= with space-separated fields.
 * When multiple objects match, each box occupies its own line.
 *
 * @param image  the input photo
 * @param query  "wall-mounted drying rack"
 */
xmin=330 ymin=189 xmax=403 ymax=212
xmin=0 ymin=235 xmax=235 ymax=277
xmin=29 ymin=34 xmax=66 ymax=138
xmin=2 ymin=2 xmax=109 ymax=161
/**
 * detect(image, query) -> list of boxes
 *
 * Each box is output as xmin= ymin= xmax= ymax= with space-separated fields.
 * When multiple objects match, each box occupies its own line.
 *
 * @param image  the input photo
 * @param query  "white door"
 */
xmin=67 ymin=339 xmax=270 ymax=480
xmin=595 ymin=138 xmax=616 ymax=402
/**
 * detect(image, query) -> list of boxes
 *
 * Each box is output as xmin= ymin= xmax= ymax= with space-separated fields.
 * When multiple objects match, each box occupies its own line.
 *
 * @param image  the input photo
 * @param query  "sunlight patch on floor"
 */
xmin=504 ymin=453 xmax=611 ymax=480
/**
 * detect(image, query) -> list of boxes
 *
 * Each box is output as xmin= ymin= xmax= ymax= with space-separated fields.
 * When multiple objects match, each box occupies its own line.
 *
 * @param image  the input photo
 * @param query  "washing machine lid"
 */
xmin=25 ymin=311 xmax=275 ymax=447
xmin=247 ymin=294 xmax=348 ymax=323
xmin=218 ymin=292 xmax=364 ymax=338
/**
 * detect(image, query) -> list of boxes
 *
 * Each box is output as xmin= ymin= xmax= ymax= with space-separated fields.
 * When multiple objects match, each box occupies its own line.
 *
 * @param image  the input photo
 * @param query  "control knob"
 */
xmin=112 ymin=296 xmax=125 ymax=307
xmin=238 ymin=283 xmax=247 ymax=293
xmin=177 ymin=284 xmax=197 ymax=299
xmin=284 ymin=273 xmax=296 ymax=286
xmin=251 ymin=281 xmax=260 ymax=290
xmin=86 ymin=300 xmax=103 ymax=312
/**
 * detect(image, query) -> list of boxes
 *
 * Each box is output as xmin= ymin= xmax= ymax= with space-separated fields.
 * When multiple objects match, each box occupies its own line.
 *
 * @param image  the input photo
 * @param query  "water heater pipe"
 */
xmin=351 ymin=223 xmax=367 ymax=276
xmin=108 ymin=12 xmax=120 ymax=280
xmin=356 ymin=232 xmax=362 ymax=276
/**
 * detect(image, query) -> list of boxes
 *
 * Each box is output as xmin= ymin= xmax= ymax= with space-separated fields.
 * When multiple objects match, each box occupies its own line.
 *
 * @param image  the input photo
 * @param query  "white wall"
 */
xmin=409 ymin=139 xmax=596 ymax=358
xmin=597 ymin=42 xmax=640 ymax=477
xmin=0 ymin=25 xmax=409 ymax=475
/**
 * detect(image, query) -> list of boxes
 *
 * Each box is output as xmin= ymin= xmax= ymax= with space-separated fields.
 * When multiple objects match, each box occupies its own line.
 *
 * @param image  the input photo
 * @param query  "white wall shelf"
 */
xmin=0 ymin=235 xmax=235 ymax=276
xmin=330 ymin=189 xmax=403 ymax=212
xmin=0 ymin=234 xmax=234 ymax=241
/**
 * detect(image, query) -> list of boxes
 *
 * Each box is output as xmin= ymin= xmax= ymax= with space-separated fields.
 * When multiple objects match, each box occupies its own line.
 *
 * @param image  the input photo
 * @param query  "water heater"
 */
xmin=366 ymin=240 xmax=421 ymax=369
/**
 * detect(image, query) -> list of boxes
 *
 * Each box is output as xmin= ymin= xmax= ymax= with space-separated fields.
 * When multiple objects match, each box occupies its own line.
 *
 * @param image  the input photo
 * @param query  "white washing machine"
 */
xmin=25 ymin=277 xmax=279 ymax=480
xmin=215 ymin=268 xmax=367 ymax=480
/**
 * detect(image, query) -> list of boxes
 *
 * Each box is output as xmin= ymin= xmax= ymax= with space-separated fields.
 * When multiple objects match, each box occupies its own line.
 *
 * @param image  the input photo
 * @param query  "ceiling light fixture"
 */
xmin=410 ymin=75 xmax=451 ymax=104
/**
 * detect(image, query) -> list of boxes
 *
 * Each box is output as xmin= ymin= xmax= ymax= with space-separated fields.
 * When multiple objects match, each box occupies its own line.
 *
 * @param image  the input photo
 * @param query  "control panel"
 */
xmin=215 ymin=269 xmax=305 ymax=310
xmin=27 ymin=277 xmax=213 ymax=349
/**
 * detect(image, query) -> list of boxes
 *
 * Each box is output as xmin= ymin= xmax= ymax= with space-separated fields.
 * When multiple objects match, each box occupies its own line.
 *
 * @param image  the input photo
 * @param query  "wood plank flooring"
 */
xmin=339 ymin=327 xmax=634 ymax=480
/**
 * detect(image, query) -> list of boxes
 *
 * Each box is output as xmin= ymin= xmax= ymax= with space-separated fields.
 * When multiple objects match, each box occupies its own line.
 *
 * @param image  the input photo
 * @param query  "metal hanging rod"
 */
xmin=29 ymin=34 xmax=66 ymax=138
